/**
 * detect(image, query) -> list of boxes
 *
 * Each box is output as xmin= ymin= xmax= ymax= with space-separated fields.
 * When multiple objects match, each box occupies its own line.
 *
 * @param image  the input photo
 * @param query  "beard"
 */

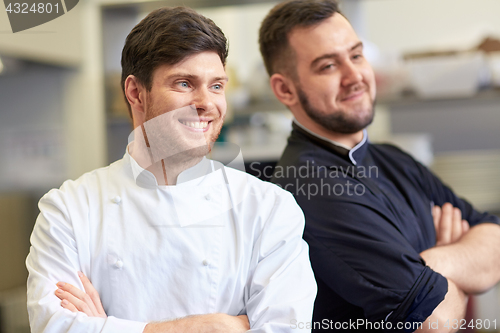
xmin=297 ymin=86 xmax=375 ymax=134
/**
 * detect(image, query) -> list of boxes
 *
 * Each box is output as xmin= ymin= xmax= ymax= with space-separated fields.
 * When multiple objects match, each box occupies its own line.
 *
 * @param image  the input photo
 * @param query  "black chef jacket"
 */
xmin=272 ymin=122 xmax=500 ymax=332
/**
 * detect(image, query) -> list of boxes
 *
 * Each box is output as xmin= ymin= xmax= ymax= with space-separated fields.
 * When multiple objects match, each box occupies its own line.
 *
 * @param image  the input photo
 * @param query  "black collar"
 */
xmin=291 ymin=122 xmax=369 ymax=166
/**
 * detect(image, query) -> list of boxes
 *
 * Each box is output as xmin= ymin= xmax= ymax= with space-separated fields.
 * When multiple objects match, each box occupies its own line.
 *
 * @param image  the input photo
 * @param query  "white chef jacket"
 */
xmin=26 ymin=150 xmax=317 ymax=333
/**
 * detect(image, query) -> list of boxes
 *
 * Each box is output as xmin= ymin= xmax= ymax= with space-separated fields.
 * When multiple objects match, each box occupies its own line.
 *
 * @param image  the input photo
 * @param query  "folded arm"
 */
xmin=418 ymin=158 xmax=500 ymax=294
xmin=57 ymin=191 xmax=316 ymax=332
xmin=416 ymin=201 xmax=500 ymax=332
xmin=28 ymin=188 xmax=248 ymax=333
xmin=56 ymin=272 xmax=249 ymax=333
xmin=421 ymin=222 xmax=500 ymax=294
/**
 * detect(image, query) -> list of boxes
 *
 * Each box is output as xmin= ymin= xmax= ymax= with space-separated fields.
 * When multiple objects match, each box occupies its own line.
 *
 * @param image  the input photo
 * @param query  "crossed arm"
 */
xmin=32 ymin=262 xmax=251 ymax=333
xmin=422 ymin=207 xmax=500 ymax=294
xmin=418 ymin=203 xmax=500 ymax=332
xmin=45 ymin=263 xmax=252 ymax=333
xmin=54 ymin=272 xmax=250 ymax=333
xmin=54 ymin=202 xmax=500 ymax=333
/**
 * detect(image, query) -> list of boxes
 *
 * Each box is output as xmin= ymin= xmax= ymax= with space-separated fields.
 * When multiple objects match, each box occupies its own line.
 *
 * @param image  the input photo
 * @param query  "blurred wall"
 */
xmin=0 ymin=63 xmax=69 ymax=190
xmin=362 ymin=0 xmax=500 ymax=53
xmin=0 ymin=194 xmax=35 ymax=291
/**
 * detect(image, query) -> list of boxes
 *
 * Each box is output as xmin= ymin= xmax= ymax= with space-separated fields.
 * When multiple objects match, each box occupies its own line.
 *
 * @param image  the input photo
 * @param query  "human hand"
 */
xmin=55 ymin=271 xmax=107 ymax=318
xmin=433 ymin=203 xmax=469 ymax=246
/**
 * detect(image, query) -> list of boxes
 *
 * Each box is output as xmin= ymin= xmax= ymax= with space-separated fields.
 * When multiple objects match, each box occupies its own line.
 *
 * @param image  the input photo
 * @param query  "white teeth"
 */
xmin=180 ymin=121 xmax=208 ymax=129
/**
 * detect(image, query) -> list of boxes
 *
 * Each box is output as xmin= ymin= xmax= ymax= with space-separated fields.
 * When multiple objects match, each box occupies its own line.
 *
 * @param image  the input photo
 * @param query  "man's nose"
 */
xmin=341 ymin=61 xmax=363 ymax=87
xmin=192 ymin=87 xmax=214 ymax=112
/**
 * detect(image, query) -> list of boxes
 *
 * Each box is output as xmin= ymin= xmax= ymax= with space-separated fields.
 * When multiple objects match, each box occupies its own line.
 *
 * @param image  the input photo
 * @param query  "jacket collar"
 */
xmin=292 ymin=119 xmax=369 ymax=165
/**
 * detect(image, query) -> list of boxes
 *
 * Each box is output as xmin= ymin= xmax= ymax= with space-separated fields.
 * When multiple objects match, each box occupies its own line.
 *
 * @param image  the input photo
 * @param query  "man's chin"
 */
xmin=206 ymin=125 xmax=223 ymax=147
xmin=163 ymin=125 xmax=222 ymax=161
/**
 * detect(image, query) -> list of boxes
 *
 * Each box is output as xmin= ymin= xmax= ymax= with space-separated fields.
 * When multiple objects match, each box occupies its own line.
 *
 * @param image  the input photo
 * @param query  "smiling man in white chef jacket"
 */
xmin=26 ymin=6 xmax=316 ymax=333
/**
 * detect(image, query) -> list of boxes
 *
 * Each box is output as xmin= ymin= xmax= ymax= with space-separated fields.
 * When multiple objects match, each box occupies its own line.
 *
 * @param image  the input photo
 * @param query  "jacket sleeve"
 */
xmin=293 ymin=175 xmax=448 ymax=331
xmin=245 ymin=189 xmax=317 ymax=333
xmin=413 ymin=156 xmax=500 ymax=227
xmin=26 ymin=185 xmax=147 ymax=333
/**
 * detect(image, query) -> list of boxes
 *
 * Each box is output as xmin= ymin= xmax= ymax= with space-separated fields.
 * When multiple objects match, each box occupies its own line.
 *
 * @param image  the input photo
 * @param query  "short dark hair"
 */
xmin=259 ymin=0 xmax=341 ymax=77
xmin=121 ymin=6 xmax=228 ymax=116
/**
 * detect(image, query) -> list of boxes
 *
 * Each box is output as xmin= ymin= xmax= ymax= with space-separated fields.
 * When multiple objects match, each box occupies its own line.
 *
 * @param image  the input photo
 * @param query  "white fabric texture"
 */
xmin=26 ymin=151 xmax=317 ymax=333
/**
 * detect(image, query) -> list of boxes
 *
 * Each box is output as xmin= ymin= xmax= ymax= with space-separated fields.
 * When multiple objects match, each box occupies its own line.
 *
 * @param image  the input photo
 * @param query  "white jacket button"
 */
xmin=112 ymin=196 xmax=122 ymax=204
xmin=114 ymin=260 xmax=124 ymax=268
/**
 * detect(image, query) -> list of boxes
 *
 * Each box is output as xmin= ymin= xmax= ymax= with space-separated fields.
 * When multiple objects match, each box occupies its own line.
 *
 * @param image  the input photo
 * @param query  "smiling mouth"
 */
xmin=179 ymin=120 xmax=209 ymax=129
xmin=342 ymin=90 xmax=365 ymax=101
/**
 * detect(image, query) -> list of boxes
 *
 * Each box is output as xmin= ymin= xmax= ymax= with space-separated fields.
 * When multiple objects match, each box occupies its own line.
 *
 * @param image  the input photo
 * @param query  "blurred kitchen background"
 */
xmin=1 ymin=0 xmax=500 ymax=332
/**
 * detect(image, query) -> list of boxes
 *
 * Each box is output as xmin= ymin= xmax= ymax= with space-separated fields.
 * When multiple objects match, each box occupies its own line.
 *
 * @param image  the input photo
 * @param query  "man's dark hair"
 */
xmin=259 ymin=0 xmax=341 ymax=78
xmin=121 ymin=6 xmax=228 ymax=116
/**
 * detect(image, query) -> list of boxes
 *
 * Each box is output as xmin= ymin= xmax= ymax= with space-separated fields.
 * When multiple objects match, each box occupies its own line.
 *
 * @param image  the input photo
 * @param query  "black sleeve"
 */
xmin=403 ymin=148 xmax=500 ymax=227
xmin=295 ymin=179 xmax=447 ymax=330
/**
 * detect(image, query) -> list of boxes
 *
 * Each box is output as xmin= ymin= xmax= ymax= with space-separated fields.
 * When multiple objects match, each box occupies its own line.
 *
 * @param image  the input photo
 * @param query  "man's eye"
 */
xmin=213 ymin=84 xmax=222 ymax=90
xmin=178 ymin=82 xmax=189 ymax=88
xmin=352 ymin=54 xmax=363 ymax=60
xmin=322 ymin=64 xmax=335 ymax=71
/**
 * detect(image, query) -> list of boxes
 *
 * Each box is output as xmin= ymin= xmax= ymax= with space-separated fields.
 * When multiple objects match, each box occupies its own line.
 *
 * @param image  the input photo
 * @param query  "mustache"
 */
xmin=340 ymin=84 xmax=366 ymax=99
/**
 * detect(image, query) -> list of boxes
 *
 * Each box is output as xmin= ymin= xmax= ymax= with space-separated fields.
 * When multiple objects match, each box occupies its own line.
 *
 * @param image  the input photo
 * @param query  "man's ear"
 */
xmin=125 ymin=75 xmax=147 ymax=126
xmin=269 ymin=73 xmax=299 ymax=108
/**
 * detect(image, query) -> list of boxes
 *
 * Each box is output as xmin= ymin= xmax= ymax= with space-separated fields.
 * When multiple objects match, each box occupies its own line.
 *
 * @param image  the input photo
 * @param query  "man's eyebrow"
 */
xmin=166 ymin=73 xmax=229 ymax=82
xmin=310 ymin=41 xmax=364 ymax=68
xmin=166 ymin=73 xmax=197 ymax=80
xmin=213 ymin=76 xmax=229 ymax=82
